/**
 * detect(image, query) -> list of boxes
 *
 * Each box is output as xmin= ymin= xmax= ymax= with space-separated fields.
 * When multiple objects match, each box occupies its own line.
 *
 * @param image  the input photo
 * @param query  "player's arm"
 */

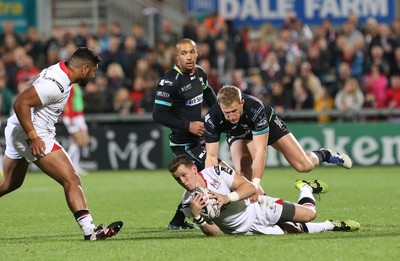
xmin=205 ymin=142 xmax=219 ymax=167
xmin=189 ymin=194 xmax=222 ymax=236
xmin=251 ymin=132 xmax=268 ymax=186
xmin=13 ymin=85 xmax=46 ymax=157
xmin=152 ymin=102 xmax=190 ymax=131
xmin=209 ymin=172 xmax=257 ymax=208
xmin=203 ymin=84 xmax=217 ymax=107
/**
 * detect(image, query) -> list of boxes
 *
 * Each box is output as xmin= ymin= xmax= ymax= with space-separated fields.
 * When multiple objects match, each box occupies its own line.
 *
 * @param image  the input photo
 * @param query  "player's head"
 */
xmin=68 ymin=47 xmax=102 ymax=87
xmin=175 ymin=38 xmax=198 ymax=74
xmin=217 ymin=85 xmax=244 ymax=124
xmin=168 ymin=155 xmax=198 ymax=191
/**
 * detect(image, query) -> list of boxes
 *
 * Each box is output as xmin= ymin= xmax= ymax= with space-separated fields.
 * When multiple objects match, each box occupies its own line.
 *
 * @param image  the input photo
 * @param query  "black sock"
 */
xmin=170 ymin=203 xmax=186 ymax=225
xmin=312 ymin=150 xmax=331 ymax=163
xmin=74 ymin=209 xmax=90 ymax=220
xmin=298 ymin=197 xmax=316 ymax=207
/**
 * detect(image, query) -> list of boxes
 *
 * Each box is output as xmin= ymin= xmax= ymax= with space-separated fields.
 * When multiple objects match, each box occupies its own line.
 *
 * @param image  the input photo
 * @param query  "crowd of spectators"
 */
xmin=1 ymin=12 xmax=400 ymax=122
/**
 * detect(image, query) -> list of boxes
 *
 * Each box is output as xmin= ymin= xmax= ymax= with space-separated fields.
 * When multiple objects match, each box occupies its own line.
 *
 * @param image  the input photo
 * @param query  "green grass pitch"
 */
xmin=0 ymin=166 xmax=399 ymax=261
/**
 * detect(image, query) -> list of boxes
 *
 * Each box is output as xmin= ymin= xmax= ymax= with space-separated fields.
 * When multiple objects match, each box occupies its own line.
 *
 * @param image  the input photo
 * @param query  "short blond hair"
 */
xmin=217 ymin=85 xmax=242 ymax=105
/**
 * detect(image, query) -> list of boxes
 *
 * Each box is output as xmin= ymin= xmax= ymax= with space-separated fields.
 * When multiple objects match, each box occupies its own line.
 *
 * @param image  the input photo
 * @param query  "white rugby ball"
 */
xmin=191 ymin=187 xmax=220 ymax=220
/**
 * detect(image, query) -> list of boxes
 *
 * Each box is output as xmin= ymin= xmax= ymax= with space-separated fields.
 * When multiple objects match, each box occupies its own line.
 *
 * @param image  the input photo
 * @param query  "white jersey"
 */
xmin=181 ymin=165 xmax=284 ymax=235
xmin=7 ymin=62 xmax=71 ymax=139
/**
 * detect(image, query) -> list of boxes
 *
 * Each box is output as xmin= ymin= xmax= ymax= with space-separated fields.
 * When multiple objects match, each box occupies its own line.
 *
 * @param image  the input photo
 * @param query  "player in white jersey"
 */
xmin=0 ymin=47 xmax=122 ymax=241
xmin=168 ymin=155 xmax=360 ymax=236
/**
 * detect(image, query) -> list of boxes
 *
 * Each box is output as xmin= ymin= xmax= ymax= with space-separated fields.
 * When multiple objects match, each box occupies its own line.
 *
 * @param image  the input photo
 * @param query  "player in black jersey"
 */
xmin=153 ymin=38 xmax=217 ymax=229
xmin=204 ymin=85 xmax=352 ymax=200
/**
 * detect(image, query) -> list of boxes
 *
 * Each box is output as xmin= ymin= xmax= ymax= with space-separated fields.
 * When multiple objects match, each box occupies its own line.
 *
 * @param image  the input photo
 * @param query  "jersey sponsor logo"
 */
xmin=205 ymin=114 xmax=216 ymax=129
xmin=156 ymin=91 xmax=170 ymax=98
xmin=181 ymin=83 xmax=192 ymax=92
xmin=210 ymin=178 xmax=221 ymax=189
xmin=159 ymin=79 xmax=173 ymax=86
xmin=186 ymin=93 xmax=203 ymax=106
xmin=199 ymin=76 xmax=204 ymax=85
xmin=274 ymin=117 xmax=284 ymax=129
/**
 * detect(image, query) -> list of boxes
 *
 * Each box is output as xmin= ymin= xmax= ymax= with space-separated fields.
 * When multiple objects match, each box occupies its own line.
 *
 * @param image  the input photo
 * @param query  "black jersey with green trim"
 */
xmin=204 ymin=94 xmax=275 ymax=143
xmin=153 ymin=64 xmax=215 ymax=144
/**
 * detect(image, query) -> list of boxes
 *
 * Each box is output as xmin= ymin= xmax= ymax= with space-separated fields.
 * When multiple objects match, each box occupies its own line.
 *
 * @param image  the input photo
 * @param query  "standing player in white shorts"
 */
xmin=62 ymin=83 xmax=89 ymax=175
xmin=0 ymin=47 xmax=122 ymax=240
xmin=168 ymin=155 xmax=360 ymax=236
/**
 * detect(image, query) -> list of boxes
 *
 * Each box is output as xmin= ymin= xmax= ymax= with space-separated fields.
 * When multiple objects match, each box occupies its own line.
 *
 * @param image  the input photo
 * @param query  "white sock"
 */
xmin=76 ymin=212 xmax=96 ymax=236
xmin=304 ymin=221 xmax=335 ymax=233
xmin=68 ymin=142 xmax=81 ymax=167
xmin=298 ymin=184 xmax=316 ymax=211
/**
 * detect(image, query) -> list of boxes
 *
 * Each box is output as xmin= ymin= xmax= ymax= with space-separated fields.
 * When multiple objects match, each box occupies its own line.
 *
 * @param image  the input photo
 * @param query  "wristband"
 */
xmin=193 ymin=215 xmax=206 ymax=226
xmin=227 ymin=191 xmax=240 ymax=202
xmin=27 ymin=130 xmax=38 ymax=140
xmin=252 ymin=178 xmax=261 ymax=189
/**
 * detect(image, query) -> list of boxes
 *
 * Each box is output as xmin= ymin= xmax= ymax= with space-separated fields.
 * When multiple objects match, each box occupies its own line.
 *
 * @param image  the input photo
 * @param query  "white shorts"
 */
xmin=63 ymin=115 xmax=87 ymax=134
xmin=5 ymin=123 xmax=63 ymax=162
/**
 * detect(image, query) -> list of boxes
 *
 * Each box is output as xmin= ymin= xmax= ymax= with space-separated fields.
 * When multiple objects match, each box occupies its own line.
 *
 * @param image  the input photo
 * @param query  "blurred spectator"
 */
xmin=96 ymin=22 xmax=109 ymax=51
xmin=269 ymin=81 xmax=286 ymax=114
xmin=99 ymin=35 xmax=127 ymax=73
xmin=389 ymin=46 xmax=400 ymax=76
xmin=109 ymin=21 xmax=125 ymax=49
xmin=153 ymin=40 xmax=174 ymax=72
xmin=314 ymin=86 xmax=334 ymax=123
xmin=335 ymin=78 xmax=365 ymax=121
xmin=335 ymin=41 xmax=364 ymax=80
xmin=0 ymin=20 xmax=22 ymax=55
xmin=203 ymin=12 xmax=225 ymax=38
xmin=0 ymin=76 xmax=13 ymax=116
xmin=198 ymin=58 xmax=221 ymax=93
xmin=293 ymin=79 xmax=314 ymax=114
xmin=294 ymin=61 xmax=323 ymax=101
xmin=58 ymin=41 xmax=77 ymax=61
xmin=43 ymin=27 xmax=64 ymax=64
xmin=131 ymin=23 xmax=148 ymax=56
xmin=210 ymin=39 xmax=235 ymax=85
xmin=362 ymin=63 xmax=388 ymax=108
xmin=113 ymin=87 xmax=133 ymax=115
xmin=260 ymin=51 xmax=280 ymax=88
xmin=83 ymin=76 xmax=113 ymax=113
xmin=249 ymin=73 xmax=269 ymax=105
xmin=362 ymin=18 xmax=379 ymax=46
xmin=15 ymin=54 xmax=40 ymax=85
xmin=23 ymin=27 xmax=44 ymax=67
xmin=369 ymin=23 xmax=395 ymax=63
xmin=122 ymin=35 xmax=140 ymax=80
xmin=231 ymin=69 xmax=249 ymax=93
xmin=386 ymin=74 xmax=400 ymax=109
xmin=364 ymin=44 xmax=390 ymax=75
xmin=105 ymin=62 xmax=127 ymax=91
xmin=182 ymin=16 xmax=198 ymax=41
xmin=74 ymin=22 xmax=90 ymax=47
xmin=157 ymin=18 xmax=179 ymax=46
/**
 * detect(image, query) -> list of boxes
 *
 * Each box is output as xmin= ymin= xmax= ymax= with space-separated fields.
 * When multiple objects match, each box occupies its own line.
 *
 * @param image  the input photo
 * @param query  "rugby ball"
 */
xmin=191 ymin=187 xmax=220 ymax=220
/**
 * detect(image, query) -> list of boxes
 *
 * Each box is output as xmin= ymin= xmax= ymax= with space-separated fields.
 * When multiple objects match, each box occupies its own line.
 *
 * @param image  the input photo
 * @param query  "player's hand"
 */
xmin=29 ymin=137 xmax=46 ymax=158
xmin=189 ymin=121 xmax=205 ymax=136
xmin=249 ymin=187 xmax=264 ymax=203
xmin=190 ymin=192 xmax=208 ymax=217
xmin=208 ymin=191 xmax=229 ymax=209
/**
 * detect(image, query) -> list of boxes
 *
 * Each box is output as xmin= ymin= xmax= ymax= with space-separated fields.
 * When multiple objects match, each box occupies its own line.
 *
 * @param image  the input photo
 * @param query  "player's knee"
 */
xmin=292 ymin=161 xmax=314 ymax=173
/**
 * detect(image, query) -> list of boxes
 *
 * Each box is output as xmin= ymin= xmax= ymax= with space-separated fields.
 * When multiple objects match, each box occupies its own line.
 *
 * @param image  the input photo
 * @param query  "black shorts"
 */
xmin=170 ymin=140 xmax=206 ymax=170
xmin=227 ymin=114 xmax=291 ymax=146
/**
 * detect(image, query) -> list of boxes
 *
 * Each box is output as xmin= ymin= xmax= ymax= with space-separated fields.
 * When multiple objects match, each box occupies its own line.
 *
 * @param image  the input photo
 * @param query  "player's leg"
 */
xmin=34 ymin=145 xmax=121 ymax=240
xmin=0 ymin=156 xmax=29 ymax=197
xmin=271 ymin=133 xmax=319 ymax=172
xmin=279 ymin=219 xmax=360 ymax=233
